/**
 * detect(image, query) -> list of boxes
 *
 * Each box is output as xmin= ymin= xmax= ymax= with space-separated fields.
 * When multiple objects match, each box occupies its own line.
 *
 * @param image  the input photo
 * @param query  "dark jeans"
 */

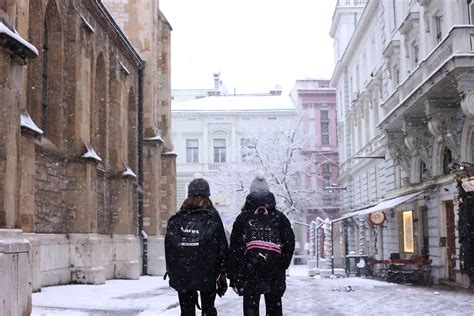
xmin=243 ymin=292 xmax=282 ymax=316
xmin=178 ymin=290 xmax=217 ymax=316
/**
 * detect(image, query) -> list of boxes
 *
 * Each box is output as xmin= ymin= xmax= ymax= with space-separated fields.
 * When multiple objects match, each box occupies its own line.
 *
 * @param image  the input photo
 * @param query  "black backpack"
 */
xmin=243 ymin=206 xmax=282 ymax=273
xmin=165 ymin=209 xmax=219 ymax=291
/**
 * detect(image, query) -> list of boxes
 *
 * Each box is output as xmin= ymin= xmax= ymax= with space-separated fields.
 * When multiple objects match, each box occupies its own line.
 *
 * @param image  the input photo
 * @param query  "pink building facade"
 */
xmin=290 ymin=79 xmax=339 ymax=224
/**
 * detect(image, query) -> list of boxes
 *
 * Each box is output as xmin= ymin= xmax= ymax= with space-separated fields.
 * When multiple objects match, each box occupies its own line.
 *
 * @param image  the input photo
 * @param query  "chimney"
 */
xmin=213 ymin=72 xmax=221 ymax=90
xmin=269 ymin=84 xmax=282 ymax=95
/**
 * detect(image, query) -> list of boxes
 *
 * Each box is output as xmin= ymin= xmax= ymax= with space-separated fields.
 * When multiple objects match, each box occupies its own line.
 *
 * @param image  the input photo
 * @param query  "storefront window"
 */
xmin=403 ymin=211 xmax=414 ymax=253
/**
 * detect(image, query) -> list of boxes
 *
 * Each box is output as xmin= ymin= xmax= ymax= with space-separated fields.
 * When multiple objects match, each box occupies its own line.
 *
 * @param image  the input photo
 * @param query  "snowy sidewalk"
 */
xmin=32 ymin=265 xmax=474 ymax=315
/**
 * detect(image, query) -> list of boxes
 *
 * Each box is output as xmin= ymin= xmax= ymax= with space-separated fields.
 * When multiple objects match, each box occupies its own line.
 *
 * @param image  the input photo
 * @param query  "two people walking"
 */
xmin=165 ymin=171 xmax=295 ymax=315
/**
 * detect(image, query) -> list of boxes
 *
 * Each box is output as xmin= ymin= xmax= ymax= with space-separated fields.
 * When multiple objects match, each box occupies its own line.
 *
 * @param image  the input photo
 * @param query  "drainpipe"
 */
xmin=138 ymin=65 xmax=147 ymax=275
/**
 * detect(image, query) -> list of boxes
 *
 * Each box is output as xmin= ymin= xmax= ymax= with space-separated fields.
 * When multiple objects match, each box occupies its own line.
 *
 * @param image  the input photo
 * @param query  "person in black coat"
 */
xmin=227 ymin=171 xmax=295 ymax=316
xmin=165 ymin=174 xmax=228 ymax=316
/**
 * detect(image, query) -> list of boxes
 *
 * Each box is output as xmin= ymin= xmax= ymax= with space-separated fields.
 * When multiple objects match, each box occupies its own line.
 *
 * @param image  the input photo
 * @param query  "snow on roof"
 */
xmin=172 ymin=95 xmax=297 ymax=113
xmin=122 ymin=164 xmax=137 ymax=178
xmin=0 ymin=20 xmax=38 ymax=57
xmin=81 ymin=143 xmax=102 ymax=162
xmin=20 ymin=111 xmax=43 ymax=135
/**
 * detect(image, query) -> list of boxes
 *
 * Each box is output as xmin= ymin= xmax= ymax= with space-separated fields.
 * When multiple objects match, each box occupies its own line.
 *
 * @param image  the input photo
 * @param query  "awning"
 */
xmin=332 ymin=190 xmax=425 ymax=223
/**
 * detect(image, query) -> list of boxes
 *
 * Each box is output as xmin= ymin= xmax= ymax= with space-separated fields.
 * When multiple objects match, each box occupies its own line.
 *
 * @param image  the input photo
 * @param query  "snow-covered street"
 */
xmin=32 ymin=265 xmax=474 ymax=315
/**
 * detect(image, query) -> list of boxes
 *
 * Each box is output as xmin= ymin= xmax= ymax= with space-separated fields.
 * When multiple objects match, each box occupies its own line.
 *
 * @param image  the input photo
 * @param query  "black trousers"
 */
xmin=243 ymin=292 xmax=282 ymax=316
xmin=178 ymin=290 xmax=217 ymax=316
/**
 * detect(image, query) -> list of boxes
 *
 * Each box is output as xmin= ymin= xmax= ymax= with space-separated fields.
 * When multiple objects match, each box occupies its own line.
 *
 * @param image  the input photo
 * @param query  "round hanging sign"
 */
xmin=368 ymin=211 xmax=386 ymax=226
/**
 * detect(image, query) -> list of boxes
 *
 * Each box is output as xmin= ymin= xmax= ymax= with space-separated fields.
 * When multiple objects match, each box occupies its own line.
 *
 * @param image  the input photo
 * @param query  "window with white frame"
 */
xmin=392 ymin=65 xmax=400 ymax=86
xmin=323 ymin=174 xmax=331 ymax=196
xmin=240 ymin=138 xmax=255 ymax=162
xmin=322 ymin=163 xmax=331 ymax=174
xmin=186 ymin=139 xmax=199 ymax=163
xmin=213 ymin=138 xmax=226 ymax=163
xmin=320 ymin=110 xmax=329 ymax=121
xmin=470 ymin=2 xmax=474 ymax=24
xmin=434 ymin=15 xmax=443 ymax=43
xmin=411 ymin=41 xmax=419 ymax=66
xmin=321 ymin=122 xmax=330 ymax=145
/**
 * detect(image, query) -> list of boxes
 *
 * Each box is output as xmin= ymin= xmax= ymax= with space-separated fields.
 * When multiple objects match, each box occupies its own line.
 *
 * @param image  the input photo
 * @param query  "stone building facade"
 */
xmin=103 ymin=0 xmax=177 ymax=275
xmin=289 ymin=79 xmax=340 ymax=263
xmin=0 ymin=0 xmax=174 ymax=313
xmin=331 ymin=0 xmax=474 ymax=287
xmin=289 ymin=80 xmax=339 ymax=221
xmin=172 ymin=92 xmax=298 ymax=231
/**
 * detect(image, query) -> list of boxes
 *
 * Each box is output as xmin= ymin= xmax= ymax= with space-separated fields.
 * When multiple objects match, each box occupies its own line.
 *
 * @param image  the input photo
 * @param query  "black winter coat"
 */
xmin=227 ymin=191 xmax=295 ymax=297
xmin=165 ymin=207 xmax=228 ymax=292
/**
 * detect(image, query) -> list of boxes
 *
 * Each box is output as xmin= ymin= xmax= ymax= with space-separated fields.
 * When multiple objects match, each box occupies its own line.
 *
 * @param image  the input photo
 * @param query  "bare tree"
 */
xmin=208 ymin=116 xmax=337 ymax=216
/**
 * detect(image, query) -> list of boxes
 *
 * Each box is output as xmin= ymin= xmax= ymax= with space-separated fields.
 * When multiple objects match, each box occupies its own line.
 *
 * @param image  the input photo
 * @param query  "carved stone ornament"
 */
xmin=456 ymin=73 xmax=474 ymax=119
xmin=386 ymin=131 xmax=411 ymax=174
xmin=460 ymin=90 xmax=474 ymax=119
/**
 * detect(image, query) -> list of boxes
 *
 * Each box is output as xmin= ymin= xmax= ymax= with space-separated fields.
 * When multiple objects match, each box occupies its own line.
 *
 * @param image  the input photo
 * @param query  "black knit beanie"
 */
xmin=188 ymin=173 xmax=210 ymax=197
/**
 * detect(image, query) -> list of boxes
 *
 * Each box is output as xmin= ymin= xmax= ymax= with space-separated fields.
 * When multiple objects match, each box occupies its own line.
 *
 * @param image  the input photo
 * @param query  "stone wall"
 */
xmin=34 ymin=148 xmax=69 ymax=233
xmin=96 ymin=169 xmax=111 ymax=235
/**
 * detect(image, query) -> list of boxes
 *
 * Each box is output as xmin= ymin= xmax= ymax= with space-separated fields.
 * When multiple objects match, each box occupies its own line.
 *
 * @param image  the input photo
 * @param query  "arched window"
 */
xmin=128 ymin=88 xmax=137 ymax=171
xmin=443 ymin=147 xmax=453 ymax=174
xmin=93 ymin=53 xmax=107 ymax=161
xmin=41 ymin=0 xmax=62 ymax=147
xmin=419 ymin=160 xmax=427 ymax=182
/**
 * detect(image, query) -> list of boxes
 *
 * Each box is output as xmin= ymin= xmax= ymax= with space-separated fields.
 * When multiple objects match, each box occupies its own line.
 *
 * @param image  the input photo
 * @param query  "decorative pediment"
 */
xmin=383 ymin=40 xmax=401 ymax=60
xmin=399 ymin=12 xmax=420 ymax=35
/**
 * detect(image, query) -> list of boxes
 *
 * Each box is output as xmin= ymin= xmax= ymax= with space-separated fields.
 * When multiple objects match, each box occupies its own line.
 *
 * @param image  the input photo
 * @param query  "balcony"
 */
xmin=379 ymin=26 xmax=474 ymax=129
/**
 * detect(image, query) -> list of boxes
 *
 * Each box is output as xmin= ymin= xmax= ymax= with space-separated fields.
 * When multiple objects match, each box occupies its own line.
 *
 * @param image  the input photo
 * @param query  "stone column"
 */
xmin=142 ymin=140 xmax=162 ymax=236
xmin=142 ymin=138 xmax=165 ymax=276
xmin=110 ymin=177 xmax=135 ymax=235
xmin=160 ymin=152 xmax=177 ymax=235
xmin=65 ymin=161 xmax=98 ymax=233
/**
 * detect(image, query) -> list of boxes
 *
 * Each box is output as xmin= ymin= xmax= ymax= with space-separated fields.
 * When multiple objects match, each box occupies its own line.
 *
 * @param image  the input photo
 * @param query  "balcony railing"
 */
xmin=380 ymin=26 xmax=474 ymax=123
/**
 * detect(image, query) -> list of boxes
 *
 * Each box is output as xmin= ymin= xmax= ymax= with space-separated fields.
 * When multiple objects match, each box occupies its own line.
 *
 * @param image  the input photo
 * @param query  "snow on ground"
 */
xmin=32 ymin=265 xmax=474 ymax=315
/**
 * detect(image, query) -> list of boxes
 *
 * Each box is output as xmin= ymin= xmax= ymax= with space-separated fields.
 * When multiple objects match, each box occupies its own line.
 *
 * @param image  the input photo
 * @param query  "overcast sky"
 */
xmin=160 ymin=0 xmax=337 ymax=94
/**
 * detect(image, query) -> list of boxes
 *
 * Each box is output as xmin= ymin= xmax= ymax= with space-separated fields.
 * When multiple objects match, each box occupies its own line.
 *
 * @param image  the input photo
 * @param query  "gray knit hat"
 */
xmin=250 ymin=170 xmax=269 ymax=193
xmin=188 ymin=173 xmax=210 ymax=197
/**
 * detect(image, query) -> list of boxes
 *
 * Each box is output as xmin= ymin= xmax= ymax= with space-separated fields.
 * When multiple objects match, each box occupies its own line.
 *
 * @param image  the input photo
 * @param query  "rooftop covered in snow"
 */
xmin=172 ymin=95 xmax=297 ymax=113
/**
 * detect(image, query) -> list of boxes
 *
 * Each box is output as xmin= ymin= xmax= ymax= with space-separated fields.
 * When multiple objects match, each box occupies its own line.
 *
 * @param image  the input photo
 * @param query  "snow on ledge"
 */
xmin=143 ymin=134 xmax=164 ymax=142
xmin=162 ymin=151 xmax=177 ymax=156
xmin=0 ymin=20 xmax=38 ymax=56
xmin=80 ymin=15 xmax=95 ymax=33
xmin=81 ymin=143 xmax=102 ymax=162
xmin=122 ymin=163 xmax=137 ymax=178
xmin=120 ymin=61 xmax=130 ymax=75
xmin=20 ymin=111 xmax=43 ymax=135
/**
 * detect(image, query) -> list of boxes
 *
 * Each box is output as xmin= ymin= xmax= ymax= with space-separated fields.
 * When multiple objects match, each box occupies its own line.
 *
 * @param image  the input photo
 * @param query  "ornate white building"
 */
xmin=171 ymin=92 xmax=298 ymax=227
xmin=331 ymin=0 xmax=474 ymax=287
